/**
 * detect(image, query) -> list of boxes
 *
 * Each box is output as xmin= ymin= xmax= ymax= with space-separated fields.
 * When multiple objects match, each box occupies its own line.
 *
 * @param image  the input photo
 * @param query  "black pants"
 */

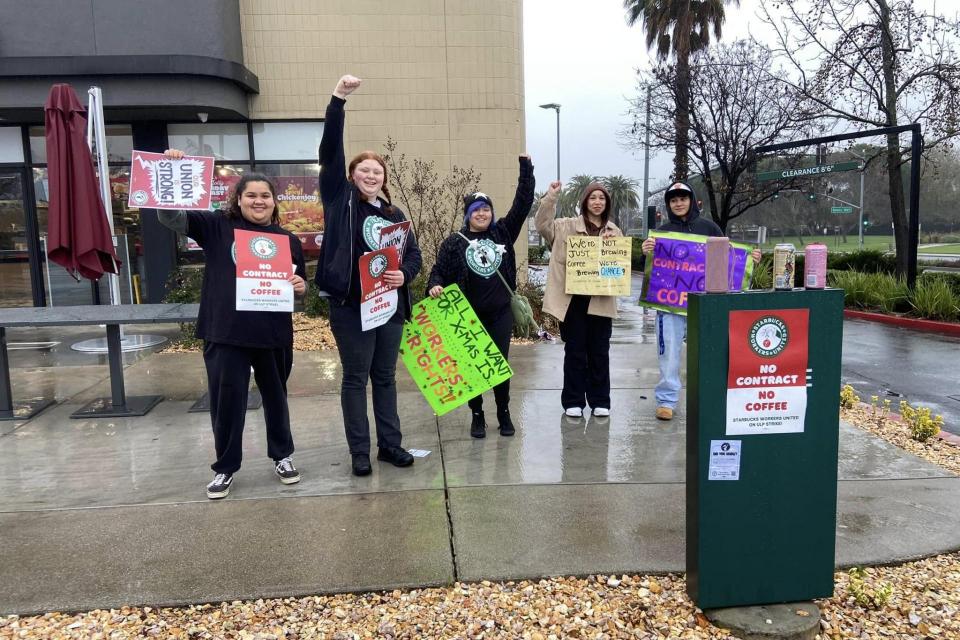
xmin=467 ymin=306 xmax=513 ymax=414
xmin=559 ymin=295 xmax=612 ymax=410
xmin=203 ymin=341 xmax=295 ymax=474
xmin=329 ymin=304 xmax=404 ymax=455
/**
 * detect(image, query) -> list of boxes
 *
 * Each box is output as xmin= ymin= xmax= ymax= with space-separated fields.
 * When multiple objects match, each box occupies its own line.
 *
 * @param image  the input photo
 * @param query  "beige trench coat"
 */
xmin=534 ymin=190 xmax=623 ymax=322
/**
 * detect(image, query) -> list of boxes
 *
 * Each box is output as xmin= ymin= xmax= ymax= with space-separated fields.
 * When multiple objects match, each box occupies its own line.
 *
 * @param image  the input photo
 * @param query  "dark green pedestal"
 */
xmin=686 ymin=288 xmax=844 ymax=609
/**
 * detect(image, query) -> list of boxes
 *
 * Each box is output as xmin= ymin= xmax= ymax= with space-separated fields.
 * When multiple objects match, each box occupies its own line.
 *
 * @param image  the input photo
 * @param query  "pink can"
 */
xmin=804 ymin=243 xmax=828 ymax=289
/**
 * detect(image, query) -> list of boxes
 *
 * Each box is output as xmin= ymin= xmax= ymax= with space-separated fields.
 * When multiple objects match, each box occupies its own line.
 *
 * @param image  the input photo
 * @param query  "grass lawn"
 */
xmin=750 ymin=235 xmax=960 ymax=254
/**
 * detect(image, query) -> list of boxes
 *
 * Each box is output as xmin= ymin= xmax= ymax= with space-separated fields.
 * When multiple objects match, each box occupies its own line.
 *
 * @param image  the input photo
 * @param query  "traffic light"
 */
xmin=863 ymin=215 xmax=870 ymax=228
xmin=772 ymin=192 xmax=780 ymax=200
xmin=807 ymin=191 xmax=817 ymax=202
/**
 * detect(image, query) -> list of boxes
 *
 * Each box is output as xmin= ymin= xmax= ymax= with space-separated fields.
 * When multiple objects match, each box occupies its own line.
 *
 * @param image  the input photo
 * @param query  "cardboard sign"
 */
xmin=128 ymin=150 xmax=214 ymax=210
xmin=234 ymin=229 xmax=294 ymax=312
xmin=641 ymin=231 xmax=754 ymax=315
xmin=400 ymin=285 xmax=512 ymax=416
xmin=379 ymin=220 xmax=411 ymax=262
xmin=564 ymin=236 xmax=632 ymax=296
xmin=726 ymin=309 xmax=810 ymax=435
xmin=359 ymin=246 xmax=400 ymax=331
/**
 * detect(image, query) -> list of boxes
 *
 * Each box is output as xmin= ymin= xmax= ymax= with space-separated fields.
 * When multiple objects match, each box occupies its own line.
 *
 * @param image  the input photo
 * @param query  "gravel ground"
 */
xmin=2 ymin=389 xmax=957 ymax=638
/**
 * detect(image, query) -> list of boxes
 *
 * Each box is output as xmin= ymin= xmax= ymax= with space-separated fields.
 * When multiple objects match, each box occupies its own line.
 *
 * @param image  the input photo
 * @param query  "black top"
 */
xmin=344 ymin=198 xmax=408 ymax=324
xmin=186 ymin=212 xmax=306 ymax=349
xmin=314 ymin=95 xmax=422 ymax=319
xmin=427 ymin=156 xmax=535 ymax=316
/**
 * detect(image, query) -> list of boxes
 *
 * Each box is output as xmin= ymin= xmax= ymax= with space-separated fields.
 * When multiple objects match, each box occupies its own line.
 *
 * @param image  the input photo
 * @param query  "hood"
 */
xmin=664 ymin=181 xmax=702 ymax=224
xmin=579 ymin=181 xmax=611 ymax=225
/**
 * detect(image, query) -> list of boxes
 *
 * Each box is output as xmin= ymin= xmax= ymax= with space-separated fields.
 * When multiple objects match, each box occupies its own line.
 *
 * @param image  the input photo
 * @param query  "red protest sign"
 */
xmin=359 ymin=246 xmax=400 ymax=331
xmin=234 ymin=228 xmax=295 ymax=312
xmin=128 ymin=150 xmax=215 ymax=210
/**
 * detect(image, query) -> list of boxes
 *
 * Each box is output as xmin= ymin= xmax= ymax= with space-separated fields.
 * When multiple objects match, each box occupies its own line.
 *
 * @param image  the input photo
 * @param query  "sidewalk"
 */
xmin=1 ymin=301 xmax=959 ymax=615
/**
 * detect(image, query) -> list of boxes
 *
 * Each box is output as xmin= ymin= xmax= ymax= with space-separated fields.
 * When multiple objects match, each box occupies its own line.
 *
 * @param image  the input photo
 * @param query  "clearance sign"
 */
xmin=726 ymin=309 xmax=809 ymax=435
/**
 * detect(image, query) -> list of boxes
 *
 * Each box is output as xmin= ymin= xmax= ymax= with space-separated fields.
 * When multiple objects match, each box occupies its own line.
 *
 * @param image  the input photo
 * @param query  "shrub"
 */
xmin=751 ymin=255 xmax=772 ymax=289
xmin=828 ymin=249 xmax=897 ymax=274
xmin=846 ymin=567 xmax=893 ymax=609
xmin=899 ymin=400 xmax=943 ymax=442
xmin=528 ymin=245 xmax=547 ymax=264
xmin=909 ymin=277 xmax=960 ymax=321
xmin=840 ymin=384 xmax=859 ymax=409
xmin=631 ymin=237 xmax=646 ymax=272
xmin=162 ymin=266 xmax=204 ymax=348
xmin=828 ymin=270 xmax=909 ymax=313
xmin=918 ymin=271 xmax=960 ymax=300
xmin=515 ymin=278 xmax=557 ymax=336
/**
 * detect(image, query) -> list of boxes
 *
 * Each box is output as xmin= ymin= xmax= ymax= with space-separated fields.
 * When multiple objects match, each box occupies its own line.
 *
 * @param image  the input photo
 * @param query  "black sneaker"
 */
xmin=470 ymin=411 xmax=487 ymax=439
xmin=497 ymin=408 xmax=515 ymax=436
xmin=206 ymin=472 xmax=233 ymax=499
xmin=274 ymin=457 xmax=300 ymax=485
xmin=377 ymin=446 xmax=414 ymax=467
xmin=352 ymin=453 xmax=372 ymax=477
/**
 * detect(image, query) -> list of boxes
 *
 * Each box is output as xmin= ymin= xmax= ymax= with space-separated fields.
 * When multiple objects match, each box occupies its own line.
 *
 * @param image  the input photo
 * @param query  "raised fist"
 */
xmin=334 ymin=75 xmax=362 ymax=99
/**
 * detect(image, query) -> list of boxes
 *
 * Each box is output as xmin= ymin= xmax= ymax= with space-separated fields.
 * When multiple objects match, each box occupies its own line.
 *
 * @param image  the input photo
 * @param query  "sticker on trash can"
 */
xmin=708 ymin=440 xmax=741 ymax=480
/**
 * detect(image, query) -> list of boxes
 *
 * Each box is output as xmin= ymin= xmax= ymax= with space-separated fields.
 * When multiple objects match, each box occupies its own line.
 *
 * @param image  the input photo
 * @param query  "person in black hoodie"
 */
xmin=427 ymin=155 xmax=535 ymax=438
xmin=315 ymin=75 xmax=422 ymax=477
xmin=158 ymin=152 xmax=307 ymax=499
xmin=641 ymin=181 xmax=760 ymax=421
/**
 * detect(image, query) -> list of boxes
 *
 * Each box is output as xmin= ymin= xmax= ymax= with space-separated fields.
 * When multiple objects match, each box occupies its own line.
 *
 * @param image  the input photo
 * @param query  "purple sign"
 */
xmin=641 ymin=232 xmax=754 ymax=315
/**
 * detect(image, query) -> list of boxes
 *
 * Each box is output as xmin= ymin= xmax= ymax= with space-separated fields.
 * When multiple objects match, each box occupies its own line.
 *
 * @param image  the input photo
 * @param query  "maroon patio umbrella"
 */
xmin=44 ymin=83 xmax=120 ymax=281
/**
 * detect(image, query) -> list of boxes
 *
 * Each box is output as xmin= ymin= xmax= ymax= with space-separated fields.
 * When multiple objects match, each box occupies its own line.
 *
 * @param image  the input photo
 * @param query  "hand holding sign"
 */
xmin=129 ymin=150 xmax=214 ymax=210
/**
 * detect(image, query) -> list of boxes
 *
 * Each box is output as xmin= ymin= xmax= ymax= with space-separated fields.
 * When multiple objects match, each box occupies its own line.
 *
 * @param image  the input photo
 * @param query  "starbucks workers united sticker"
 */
xmin=726 ymin=309 xmax=810 ymax=435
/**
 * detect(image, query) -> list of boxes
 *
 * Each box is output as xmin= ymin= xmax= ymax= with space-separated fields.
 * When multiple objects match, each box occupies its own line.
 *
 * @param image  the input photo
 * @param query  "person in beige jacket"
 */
xmin=535 ymin=180 xmax=622 ymax=418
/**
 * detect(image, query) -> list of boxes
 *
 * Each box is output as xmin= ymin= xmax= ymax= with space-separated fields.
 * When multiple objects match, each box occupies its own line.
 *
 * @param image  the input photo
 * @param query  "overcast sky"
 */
xmin=521 ymin=0 xmax=953 ymax=196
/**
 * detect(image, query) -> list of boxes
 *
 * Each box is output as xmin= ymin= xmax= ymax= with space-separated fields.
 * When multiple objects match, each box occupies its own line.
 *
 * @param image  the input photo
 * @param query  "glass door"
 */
xmin=0 ymin=171 xmax=34 ymax=307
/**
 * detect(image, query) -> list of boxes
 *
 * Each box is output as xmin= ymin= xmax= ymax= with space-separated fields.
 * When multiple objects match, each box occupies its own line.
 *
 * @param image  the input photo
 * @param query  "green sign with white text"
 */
xmin=756 ymin=161 xmax=861 ymax=182
xmin=830 ymin=206 xmax=853 ymax=214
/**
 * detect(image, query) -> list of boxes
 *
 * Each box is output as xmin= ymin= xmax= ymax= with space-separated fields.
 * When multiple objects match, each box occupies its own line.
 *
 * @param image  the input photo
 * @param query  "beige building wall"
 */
xmin=239 ymin=0 xmax=528 ymax=267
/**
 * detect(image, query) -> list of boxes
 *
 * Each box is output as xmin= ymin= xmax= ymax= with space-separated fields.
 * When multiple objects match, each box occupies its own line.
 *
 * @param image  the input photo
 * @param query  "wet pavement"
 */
xmin=1 ymin=285 xmax=959 ymax=614
xmin=841 ymin=318 xmax=960 ymax=435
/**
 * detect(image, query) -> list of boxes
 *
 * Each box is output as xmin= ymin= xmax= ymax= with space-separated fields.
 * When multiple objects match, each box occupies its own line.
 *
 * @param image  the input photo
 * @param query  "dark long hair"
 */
xmin=348 ymin=151 xmax=395 ymax=214
xmin=225 ymin=173 xmax=281 ymax=225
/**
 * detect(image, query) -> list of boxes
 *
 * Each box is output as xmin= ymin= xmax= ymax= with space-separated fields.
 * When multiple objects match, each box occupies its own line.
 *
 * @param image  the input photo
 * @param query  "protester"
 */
xmin=315 ymin=75 xmax=422 ymax=477
xmin=158 ymin=151 xmax=306 ymax=499
xmin=427 ymin=155 xmax=535 ymax=438
xmin=641 ymin=181 xmax=761 ymax=421
xmin=535 ymin=180 xmax=622 ymax=418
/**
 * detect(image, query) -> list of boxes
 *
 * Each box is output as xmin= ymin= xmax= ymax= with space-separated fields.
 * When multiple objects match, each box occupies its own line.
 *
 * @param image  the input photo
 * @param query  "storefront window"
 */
xmin=167 ymin=123 xmax=250 ymax=161
xmin=252 ymin=122 xmax=323 ymax=161
xmin=256 ymin=163 xmax=323 ymax=261
xmin=29 ymin=125 xmax=133 ymax=164
xmin=0 ymin=172 xmax=32 ymax=307
xmin=0 ymin=128 xmax=24 ymax=163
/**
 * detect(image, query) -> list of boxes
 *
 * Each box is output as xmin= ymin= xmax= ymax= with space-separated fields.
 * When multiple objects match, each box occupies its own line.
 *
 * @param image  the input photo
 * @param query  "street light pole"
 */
xmin=539 ymin=103 xmax=561 ymax=182
xmin=642 ymin=85 xmax=652 ymax=236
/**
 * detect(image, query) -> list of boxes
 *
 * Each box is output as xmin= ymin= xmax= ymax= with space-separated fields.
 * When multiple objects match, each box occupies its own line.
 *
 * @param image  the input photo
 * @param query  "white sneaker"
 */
xmin=564 ymin=407 xmax=583 ymax=417
xmin=593 ymin=407 xmax=610 ymax=417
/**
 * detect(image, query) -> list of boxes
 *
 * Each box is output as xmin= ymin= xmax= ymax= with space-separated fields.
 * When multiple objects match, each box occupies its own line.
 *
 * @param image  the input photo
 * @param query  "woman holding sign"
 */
xmin=315 ymin=75 xmax=423 ymax=477
xmin=158 ymin=151 xmax=307 ymax=499
xmin=427 ymin=155 xmax=536 ymax=438
xmin=535 ymin=180 xmax=622 ymax=418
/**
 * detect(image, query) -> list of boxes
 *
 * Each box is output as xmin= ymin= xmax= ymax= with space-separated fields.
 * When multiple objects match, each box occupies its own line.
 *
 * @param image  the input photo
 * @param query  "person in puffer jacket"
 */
xmin=427 ymin=155 xmax=535 ymax=439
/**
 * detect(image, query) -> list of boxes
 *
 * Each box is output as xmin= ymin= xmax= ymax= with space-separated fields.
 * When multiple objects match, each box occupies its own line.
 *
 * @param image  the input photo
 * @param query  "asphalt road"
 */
xmin=842 ymin=318 xmax=960 ymax=435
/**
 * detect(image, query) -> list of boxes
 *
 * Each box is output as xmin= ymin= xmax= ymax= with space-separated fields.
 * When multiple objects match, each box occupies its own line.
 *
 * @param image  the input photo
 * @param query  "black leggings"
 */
xmin=467 ymin=306 xmax=513 ymax=413
xmin=558 ymin=295 xmax=612 ymax=410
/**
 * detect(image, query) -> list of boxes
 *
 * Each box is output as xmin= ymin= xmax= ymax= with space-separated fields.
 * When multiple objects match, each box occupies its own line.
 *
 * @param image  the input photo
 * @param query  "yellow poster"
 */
xmin=564 ymin=236 xmax=632 ymax=296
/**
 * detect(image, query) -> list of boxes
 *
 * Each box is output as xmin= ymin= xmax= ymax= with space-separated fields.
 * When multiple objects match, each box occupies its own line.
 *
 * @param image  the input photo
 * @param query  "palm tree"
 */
xmin=602 ymin=175 xmax=641 ymax=230
xmin=623 ymin=0 xmax=737 ymax=180
xmin=560 ymin=175 xmax=599 ymax=218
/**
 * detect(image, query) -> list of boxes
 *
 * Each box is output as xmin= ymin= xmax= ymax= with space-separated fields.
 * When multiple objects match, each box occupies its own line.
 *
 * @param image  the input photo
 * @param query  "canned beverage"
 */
xmin=804 ymin=243 xmax=828 ymax=289
xmin=773 ymin=243 xmax=796 ymax=290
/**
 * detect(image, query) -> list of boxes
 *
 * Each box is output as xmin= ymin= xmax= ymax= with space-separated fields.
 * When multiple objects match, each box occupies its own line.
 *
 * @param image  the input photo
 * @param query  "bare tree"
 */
xmin=382 ymin=137 xmax=481 ymax=271
xmin=758 ymin=0 xmax=960 ymax=275
xmin=624 ymin=40 xmax=816 ymax=231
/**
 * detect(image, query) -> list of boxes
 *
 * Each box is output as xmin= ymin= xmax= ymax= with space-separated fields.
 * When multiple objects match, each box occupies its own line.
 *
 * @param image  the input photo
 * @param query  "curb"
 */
xmin=844 ymin=309 xmax=960 ymax=336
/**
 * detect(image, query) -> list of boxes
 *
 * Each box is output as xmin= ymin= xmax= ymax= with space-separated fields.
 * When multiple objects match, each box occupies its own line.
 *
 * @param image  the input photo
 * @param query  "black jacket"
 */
xmin=427 ymin=156 xmax=535 ymax=295
xmin=314 ymin=95 xmax=422 ymax=319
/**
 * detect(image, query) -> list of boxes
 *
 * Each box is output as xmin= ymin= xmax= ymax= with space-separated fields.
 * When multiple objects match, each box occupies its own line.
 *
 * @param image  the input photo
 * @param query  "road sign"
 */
xmin=831 ymin=206 xmax=853 ymax=214
xmin=756 ymin=161 xmax=861 ymax=182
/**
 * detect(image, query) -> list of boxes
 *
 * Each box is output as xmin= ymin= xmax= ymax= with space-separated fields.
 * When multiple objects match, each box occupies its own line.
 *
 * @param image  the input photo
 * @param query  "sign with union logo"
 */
xmin=726 ymin=309 xmax=810 ymax=435
xmin=127 ymin=150 xmax=215 ymax=210
xmin=234 ymin=229 xmax=294 ymax=312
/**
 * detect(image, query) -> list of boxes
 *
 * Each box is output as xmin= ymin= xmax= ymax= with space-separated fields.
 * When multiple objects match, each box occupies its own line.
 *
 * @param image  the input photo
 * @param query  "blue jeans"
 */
xmin=655 ymin=311 xmax=686 ymax=409
xmin=329 ymin=305 xmax=404 ymax=455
